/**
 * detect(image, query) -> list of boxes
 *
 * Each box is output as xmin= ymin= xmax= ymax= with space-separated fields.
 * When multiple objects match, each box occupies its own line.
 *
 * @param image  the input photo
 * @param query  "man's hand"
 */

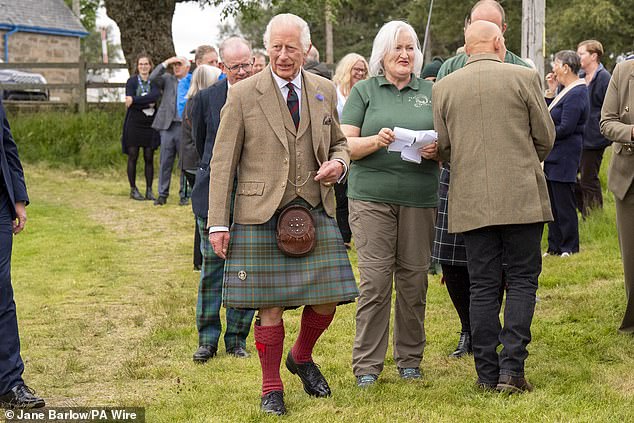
xmin=125 ymin=96 xmax=133 ymax=108
xmin=314 ymin=160 xmax=344 ymax=187
xmin=13 ymin=202 xmax=26 ymax=235
xmin=210 ymin=231 xmax=230 ymax=259
xmin=164 ymin=56 xmax=185 ymax=67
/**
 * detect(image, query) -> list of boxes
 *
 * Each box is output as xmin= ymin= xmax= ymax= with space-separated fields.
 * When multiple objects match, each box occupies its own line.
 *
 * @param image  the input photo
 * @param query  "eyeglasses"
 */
xmin=225 ymin=61 xmax=253 ymax=73
xmin=352 ymin=67 xmax=367 ymax=75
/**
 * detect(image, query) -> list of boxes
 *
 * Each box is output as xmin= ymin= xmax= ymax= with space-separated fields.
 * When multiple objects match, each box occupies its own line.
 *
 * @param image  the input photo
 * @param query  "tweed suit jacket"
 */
xmin=149 ymin=63 xmax=179 ymax=131
xmin=433 ymin=53 xmax=555 ymax=234
xmin=601 ymin=60 xmax=634 ymax=200
xmin=0 ymin=99 xmax=28 ymax=218
xmin=207 ymin=66 xmax=349 ymax=227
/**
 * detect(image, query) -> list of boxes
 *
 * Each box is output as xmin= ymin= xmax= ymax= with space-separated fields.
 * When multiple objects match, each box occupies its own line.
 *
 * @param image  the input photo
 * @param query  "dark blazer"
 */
xmin=0 ymin=99 xmax=28 ymax=218
xmin=179 ymin=97 xmax=200 ymax=171
xmin=149 ymin=63 xmax=179 ymax=131
xmin=190 ymin=79 xmax=228 ymax=218
xmin=121 ymin=75 xmax=161 ymax=152
xmin=545 ymin=84 xmax=589 ymax=183
xmin=583 ymin=65 xmax=611 ymax=150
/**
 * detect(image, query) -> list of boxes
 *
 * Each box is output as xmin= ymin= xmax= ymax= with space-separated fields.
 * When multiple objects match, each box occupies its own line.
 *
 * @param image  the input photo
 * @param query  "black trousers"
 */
xmin=577 ymin=148 xmax=605 ymax=217
xmin=441 ymin=264 xmax=471 ymax=333
xmin=463 ymin=223 xmax=543 ymax=385
xmin=334 ymin=180 xmax=351 ymax=243
xmin=184 ymin=172 xmax=202 ymax=268
xmin=441 ymin=264 xmax=506 ymax=334
xmin=547 ymin=180 xmax=579 ymax=254
xmin=0 ymin=187 xmax=24 ymax=395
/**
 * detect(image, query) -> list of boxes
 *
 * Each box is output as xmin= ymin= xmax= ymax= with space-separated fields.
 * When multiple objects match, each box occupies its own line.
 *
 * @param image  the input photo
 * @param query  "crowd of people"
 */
xmin=1 ymin=0 xmax=633 ymax=416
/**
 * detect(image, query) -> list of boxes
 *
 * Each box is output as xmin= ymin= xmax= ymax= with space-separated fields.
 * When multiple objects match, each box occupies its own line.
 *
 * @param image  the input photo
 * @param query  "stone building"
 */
xmin=0 ymin=0 xmax=88 ymax=101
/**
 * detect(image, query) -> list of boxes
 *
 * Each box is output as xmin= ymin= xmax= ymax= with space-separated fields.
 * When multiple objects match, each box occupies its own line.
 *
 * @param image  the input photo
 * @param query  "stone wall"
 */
xmin=0 ymin=30 xmax=81 ymax=102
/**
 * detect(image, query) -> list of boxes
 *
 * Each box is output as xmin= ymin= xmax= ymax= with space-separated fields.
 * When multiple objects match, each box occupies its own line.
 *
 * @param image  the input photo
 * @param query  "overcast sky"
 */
xmin=97 ymin=2 xmax=233 ymax=59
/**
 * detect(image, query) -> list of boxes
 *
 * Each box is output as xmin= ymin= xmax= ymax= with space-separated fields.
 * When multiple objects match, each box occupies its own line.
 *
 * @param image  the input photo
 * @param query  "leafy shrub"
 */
xmin=7 ymin=110 xmax=126 ymax=172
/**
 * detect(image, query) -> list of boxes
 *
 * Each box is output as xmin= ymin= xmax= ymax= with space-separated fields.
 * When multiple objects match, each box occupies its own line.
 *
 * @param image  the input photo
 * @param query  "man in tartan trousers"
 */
xmin=189 ymin=37 xmax=256 ymax=362
xmin=208 ymin=14 xmax=358 ymax=415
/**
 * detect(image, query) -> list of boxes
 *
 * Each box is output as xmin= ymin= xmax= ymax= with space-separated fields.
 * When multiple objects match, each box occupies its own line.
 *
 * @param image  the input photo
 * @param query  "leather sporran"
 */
xmin=276 ymin=205 xmax=316 ymax=257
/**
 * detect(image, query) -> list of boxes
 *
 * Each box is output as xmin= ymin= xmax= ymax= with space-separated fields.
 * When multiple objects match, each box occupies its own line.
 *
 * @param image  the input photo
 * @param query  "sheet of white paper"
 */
xmin=388 ymin=128 xmax=438 ymax=163
xmin=388 ymin=127 xmax=418 ymax=152
xmin=401 ymin=147 xmax=422 ymax=164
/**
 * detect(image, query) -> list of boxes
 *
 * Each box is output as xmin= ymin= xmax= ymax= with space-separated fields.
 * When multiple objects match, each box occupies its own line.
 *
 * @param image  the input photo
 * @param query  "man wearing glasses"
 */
xmin=189 ymin=37 xmax=256 ymax=363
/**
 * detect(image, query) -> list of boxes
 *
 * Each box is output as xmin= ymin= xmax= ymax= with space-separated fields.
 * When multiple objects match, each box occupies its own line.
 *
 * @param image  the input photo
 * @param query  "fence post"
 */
xmin=78 ymin=55 xmax=87 ymax=114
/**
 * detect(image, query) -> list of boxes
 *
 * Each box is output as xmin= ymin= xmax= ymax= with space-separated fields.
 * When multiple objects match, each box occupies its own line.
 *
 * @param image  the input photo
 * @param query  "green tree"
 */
xmin=546 ymin=0 xmax=634 ymax=70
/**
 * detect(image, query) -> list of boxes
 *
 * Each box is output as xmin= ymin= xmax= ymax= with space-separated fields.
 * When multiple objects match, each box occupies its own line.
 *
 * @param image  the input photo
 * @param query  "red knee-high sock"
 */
xmin=291 ymin=306 xmax=335 ymax=363
xmin=254 ymin=321 xmax=285 ymax=396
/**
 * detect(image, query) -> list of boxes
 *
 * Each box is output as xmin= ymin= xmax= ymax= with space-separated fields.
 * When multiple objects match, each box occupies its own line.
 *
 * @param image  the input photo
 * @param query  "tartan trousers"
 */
xmin=196 ymin=216 xmax=254 ymax=350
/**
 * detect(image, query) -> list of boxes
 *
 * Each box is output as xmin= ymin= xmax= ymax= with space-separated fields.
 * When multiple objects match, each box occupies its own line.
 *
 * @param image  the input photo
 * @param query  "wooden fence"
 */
xmin=0 ymin=60 xmax=128 ymax=113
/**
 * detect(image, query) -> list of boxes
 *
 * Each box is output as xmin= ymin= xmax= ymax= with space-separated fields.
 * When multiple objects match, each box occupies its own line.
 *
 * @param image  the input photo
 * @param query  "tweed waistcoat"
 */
xmin=274 ymin=82 xmax=321 ymax=209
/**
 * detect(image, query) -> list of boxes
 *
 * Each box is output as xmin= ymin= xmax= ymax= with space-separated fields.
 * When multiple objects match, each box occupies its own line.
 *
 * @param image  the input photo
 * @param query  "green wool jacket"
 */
xmin=437 ymin=50 xmax=530 ymax=81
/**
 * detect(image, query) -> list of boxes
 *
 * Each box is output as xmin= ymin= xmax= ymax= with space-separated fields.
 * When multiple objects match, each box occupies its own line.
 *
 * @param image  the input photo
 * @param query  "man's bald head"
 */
xmin=469 ymin=0 xmax=507 ymax=33
xmin=465 ymin=20 xmax=506 ymax=60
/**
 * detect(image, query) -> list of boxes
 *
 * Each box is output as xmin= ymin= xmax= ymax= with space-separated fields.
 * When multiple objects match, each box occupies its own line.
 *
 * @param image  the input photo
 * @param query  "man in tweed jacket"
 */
xmin=433 ymin=21 xmax=554 ymax=393
xmin=207 ymin=14 xmax=358 ymax=415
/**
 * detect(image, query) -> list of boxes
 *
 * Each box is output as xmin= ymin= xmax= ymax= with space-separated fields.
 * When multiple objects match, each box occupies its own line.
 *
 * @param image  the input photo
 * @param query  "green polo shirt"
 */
xmin=341 ymin=75 xmax=438 ymax=207
xmin=437 ymin=50 xmax=529 ymax=80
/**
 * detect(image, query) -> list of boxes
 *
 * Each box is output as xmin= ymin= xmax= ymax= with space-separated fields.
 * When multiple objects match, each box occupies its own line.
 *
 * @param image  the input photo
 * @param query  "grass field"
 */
xmin=10 ymin=158 xmax=634 ymax=422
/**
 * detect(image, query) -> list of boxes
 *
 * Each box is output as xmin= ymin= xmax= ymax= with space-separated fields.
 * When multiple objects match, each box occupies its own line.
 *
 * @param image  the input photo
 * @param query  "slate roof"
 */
xmin=0 ymin=0 xmax=88 ymax=36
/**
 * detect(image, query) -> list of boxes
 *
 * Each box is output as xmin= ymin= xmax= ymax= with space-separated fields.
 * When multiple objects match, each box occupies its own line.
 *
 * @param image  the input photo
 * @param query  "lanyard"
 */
xmin=137 ymin=75 xmax=150 ymax=96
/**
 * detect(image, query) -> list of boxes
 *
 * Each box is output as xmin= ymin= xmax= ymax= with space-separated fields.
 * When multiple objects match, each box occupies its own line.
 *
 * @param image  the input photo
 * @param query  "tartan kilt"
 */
xmin=432 ymin=165 xmax=468 ymax=266
xmin=223 ymin=207 xmax=359 ymax=309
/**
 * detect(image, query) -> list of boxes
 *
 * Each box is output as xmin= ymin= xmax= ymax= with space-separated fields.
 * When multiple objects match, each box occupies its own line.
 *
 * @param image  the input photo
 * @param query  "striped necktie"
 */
xmin=286 ymin=83 xmax=300 ymax=129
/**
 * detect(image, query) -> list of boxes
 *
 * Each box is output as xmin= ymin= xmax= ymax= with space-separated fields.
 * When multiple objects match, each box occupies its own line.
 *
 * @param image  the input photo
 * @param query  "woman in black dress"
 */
xmin=122 ymin=54 xmax=160 ymax=200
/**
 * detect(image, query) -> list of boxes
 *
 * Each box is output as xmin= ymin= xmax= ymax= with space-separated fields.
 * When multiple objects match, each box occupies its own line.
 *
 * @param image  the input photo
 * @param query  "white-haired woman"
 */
xmin=341 ymin=20 xmax=439 ymax=387
xmin=332 ymin=53 xmax=369 ymax=249
xmin=181 ymin=64 xmax=222 ymax=270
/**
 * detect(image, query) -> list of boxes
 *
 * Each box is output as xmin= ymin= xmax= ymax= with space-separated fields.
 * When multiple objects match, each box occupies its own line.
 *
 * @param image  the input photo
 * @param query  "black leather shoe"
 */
xmin=145 ymin=189 xmax=156 ymax=201
xmin=154 ymin=195 xmax=167 ymax=206
xmin=449 ymin=331 xmax=472 ymax=358
xmin=0 ymin=384 xmax=45 ymax=409
xmin=496 ymin=374 xmax=533 ymax=394
xmin=129 ymin=187 xmax=144 ymax=201
xmin=192 ymin=345 xmax=216 ymax=363
xmin=285 ymin=351 xmax=331 ymax=397
xmin=227 ymin=345 xmax=250 ymax=358
xmin=261 ymin=390 xmax=286 ymax=415
xmin=179 ymin=197 xmax=189 ymax=206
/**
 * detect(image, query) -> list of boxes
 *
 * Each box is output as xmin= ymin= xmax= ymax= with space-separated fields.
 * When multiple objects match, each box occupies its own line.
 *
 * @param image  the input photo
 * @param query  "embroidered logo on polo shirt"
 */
xmin=409 ymin=94 xmax=431 ymax=108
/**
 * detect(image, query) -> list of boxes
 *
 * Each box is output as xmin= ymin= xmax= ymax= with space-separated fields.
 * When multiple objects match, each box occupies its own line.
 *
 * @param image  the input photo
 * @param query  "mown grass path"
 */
xmin=11 ymin=164 xmax=634 ymax=422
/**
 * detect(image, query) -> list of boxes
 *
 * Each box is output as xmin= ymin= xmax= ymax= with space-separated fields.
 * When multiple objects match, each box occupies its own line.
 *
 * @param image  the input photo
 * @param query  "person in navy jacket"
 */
xmin=0 ymin=99 xmax=45 ymax=409
xmin=576 ymin=40 xmax=611 ymax=217
xmin=544 ymin=50 xmax=589 ymax=256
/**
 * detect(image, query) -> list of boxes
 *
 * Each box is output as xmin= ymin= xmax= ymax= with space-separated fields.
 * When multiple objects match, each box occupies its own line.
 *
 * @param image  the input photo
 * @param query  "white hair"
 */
xmin=263 ymin=13 xmax=311 ymax=52
xmin=368 ymin=21 xmax=424 ymax=77
xmin=219 ymin=37 xmax=251 ymax=62
xmin=185 ymin=65 xmax=221 ymax=99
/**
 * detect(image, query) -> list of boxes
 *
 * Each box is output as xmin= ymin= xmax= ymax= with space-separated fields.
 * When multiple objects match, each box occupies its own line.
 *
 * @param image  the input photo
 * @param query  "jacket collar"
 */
xmin=465 ymin=53 xmax=503 ymax=66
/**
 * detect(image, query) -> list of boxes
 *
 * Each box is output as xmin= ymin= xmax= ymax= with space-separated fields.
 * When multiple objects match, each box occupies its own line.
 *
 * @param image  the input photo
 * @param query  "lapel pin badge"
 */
xmin=323 ymin=115 xmax=332 ymax=125
xmin=315 ymin=93 xmax=324 ymax=101
xmin=626 ymin=106 xmax=630 ymax=112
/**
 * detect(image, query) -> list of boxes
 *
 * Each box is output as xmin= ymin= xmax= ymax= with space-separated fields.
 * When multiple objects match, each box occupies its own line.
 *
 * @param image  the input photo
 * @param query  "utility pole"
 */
xmin=325 ymin=2 xmax=334 ymax=64
xmin=521 ymin=0 xmax=545 ymax=77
